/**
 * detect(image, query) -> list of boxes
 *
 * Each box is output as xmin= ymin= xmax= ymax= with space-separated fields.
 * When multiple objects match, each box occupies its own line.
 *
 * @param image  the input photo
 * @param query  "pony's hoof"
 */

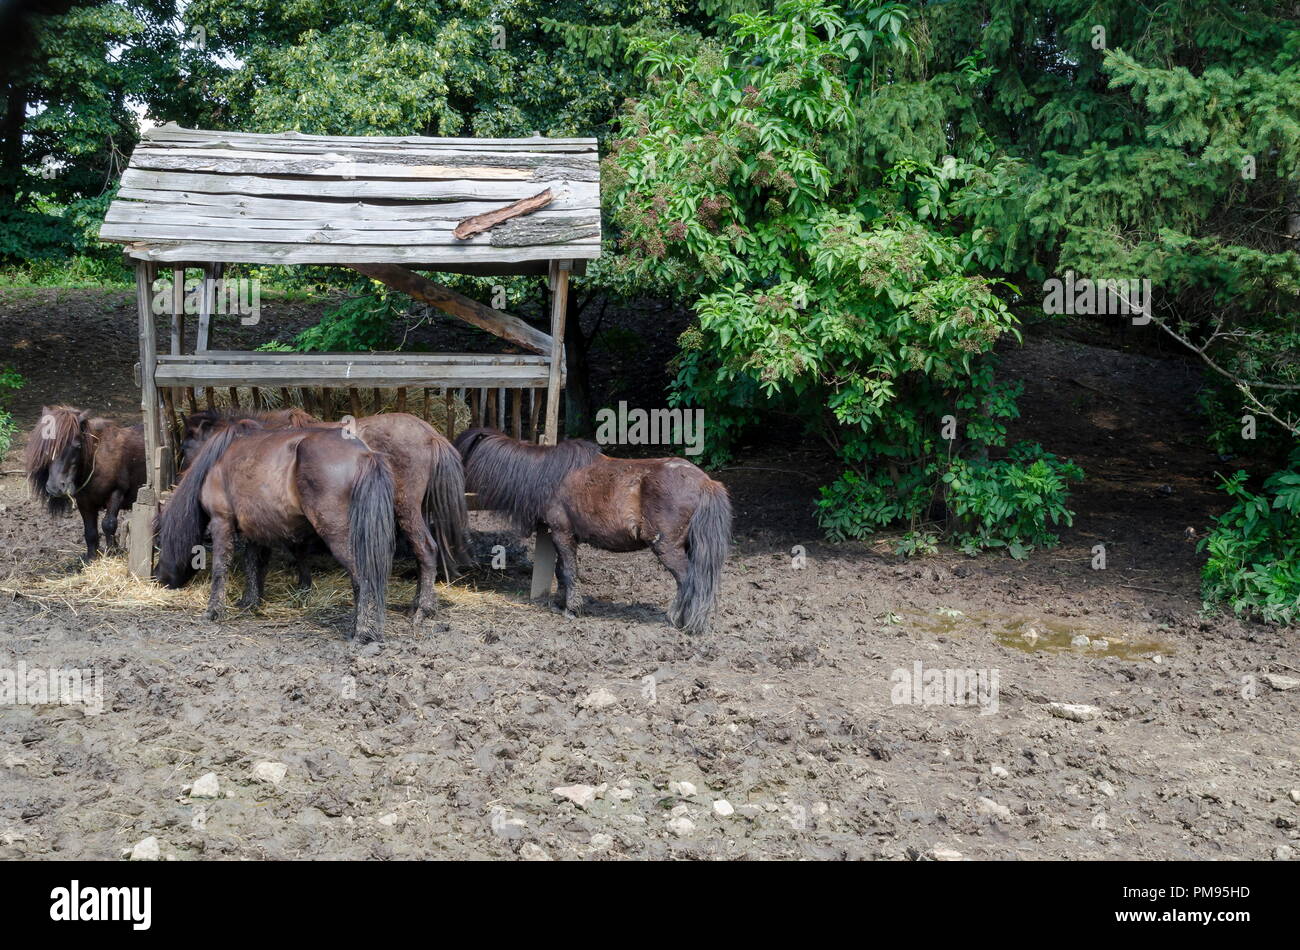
xmin=203 ymin=608 xmax=224 ymax=622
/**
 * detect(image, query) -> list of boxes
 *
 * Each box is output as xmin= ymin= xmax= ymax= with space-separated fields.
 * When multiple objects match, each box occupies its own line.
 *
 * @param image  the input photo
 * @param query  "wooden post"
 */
xmin=129 ymin=260 xmax=161 ymax=578
xmin=543 ymin=260 xmax=570 ymax=445
xmin=531 ymin=259 xmax=570 ymax=597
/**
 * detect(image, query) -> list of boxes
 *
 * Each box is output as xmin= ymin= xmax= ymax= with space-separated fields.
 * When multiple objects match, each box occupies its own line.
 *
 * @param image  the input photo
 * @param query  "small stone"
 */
xmin=1262 ymin=673 xmax=1300 ymax=691
xmin=490 ymin=810 xmax=527 ymax=840
xmin=669 ymin=780 xmax=698 ymax=797
xmin=811 ymin=802 xmax=829 ymax=817
xmin=553 ymin=784 xmax=599 ymax=809
xmin=589 ymin=833 xmax=614 ymax=851
xmin=736 ymin=804 xmax=762 ymax=819
xmin=519 ymin=842 xmax=551 ymax=861
xmin=622 ymin=815 xmax=646 ymax=825
xmin=128 ymin=836 xmax=160 ymax=861
xmin=667 ymin=816 xmax=696 ymax=837
xmin=1070 ymin=635 xmax=1091 ymax=648
xmin=991 ymin=765 xmax=1010 ymax=779
xmin=931 ymin=847 xmax=963 ymax=861
xmin=377 ymin=813 xmax=399 ymax=827
xmin=1046 ymin=702 xmax=1102 ymax=722
xmin=579 ymin=688 xmax=619 ymax=710
xmin=977 ymin=797 xmax=1013 ymax=821
xmin=252 ymin=761 xmax=288 ymax=786
xmin=1091 ymin=638 xmax=1109 ymax=651
xmin=1274 ymin=845 xmax=1295 ymax=861
xmin=1288 ymin=790 xmax=1300 ymax=804
xmin=1021 ymin=629 xmax=1040 ymax=647
xmin=189 ymin=772 xmax=220 ymax=799
xmin=1096 ymin=780 xmax=1116 ymax=798
xmin=610 ymin=787 xmax=635 ymax=802
xmin=713 ymin=799 xmax=734 ymax=817
xmin=670 ymin=803 xmax=690 ymax=817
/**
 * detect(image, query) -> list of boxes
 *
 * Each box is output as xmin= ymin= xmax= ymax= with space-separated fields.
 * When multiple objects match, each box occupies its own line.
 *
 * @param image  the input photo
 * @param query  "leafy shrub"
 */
xmin=942 ymin=443 xmax=1085 ymax=558
xmin=1200 ymin=452 xmax=1300 ymax=625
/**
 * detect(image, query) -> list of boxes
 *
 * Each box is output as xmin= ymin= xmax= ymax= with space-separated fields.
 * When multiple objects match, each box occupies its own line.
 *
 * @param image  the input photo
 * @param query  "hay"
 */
xmin=18 ymin=554 xmax=512 ymax=618
xmin=183 ymin=385 xmax=473 ymax=440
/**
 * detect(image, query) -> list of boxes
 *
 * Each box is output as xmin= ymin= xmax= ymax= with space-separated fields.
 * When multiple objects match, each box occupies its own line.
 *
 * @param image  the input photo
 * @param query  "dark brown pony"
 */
xmin=22 ymin=406 xmax=146 ymax=561
xmin=181 ymin=408 xmax=468 ymax=627
xmin=157 ymin=420 xmax=396 ymax=644
xmin=454 ymin=428 xmax=732 ymax=634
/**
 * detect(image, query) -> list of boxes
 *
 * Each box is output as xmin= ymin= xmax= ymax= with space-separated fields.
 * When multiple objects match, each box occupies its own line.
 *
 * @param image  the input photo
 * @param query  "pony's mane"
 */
xmin=23 ymin=406 xmax=91 ymax=515
xmin=157 ymin=418 xmax=262 ymax=586
xmin=186 ymin=406 xmax=318 ymax=428
xmin=453 ymin=427 xmax=601 ymax=533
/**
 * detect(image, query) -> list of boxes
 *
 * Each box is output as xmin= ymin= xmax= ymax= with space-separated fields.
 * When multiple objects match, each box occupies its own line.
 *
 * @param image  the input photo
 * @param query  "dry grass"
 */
xmin=196 ymin=385 xmax=473 ymax=439
xmin=13 ymin=554 xmax=514 ymax=618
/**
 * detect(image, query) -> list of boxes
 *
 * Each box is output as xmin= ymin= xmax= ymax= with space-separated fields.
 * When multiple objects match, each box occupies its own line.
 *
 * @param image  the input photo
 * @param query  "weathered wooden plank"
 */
xmin=114 ymin=189 xmax=598 ymax=218
xmin=135 ymin=145 xmax=596 ymax=174
xmin=161 ymin=351 xmax=548 ymax=366
xmin=350 ymin=264 xmax=555 ymax=355
xmin=119 ymin=168 xmax=597 ymax=203
xmin=100 ymin=219 xmax=597 ymax=247
xmin=131 ymin=151 xmax=536 ymax=180
xmin=154 ymin=362 xmax=551 ymax=389
xmin=492 ymin=215 xmax=600 ymax=247
xmin=454 ymin=189 xmax=553 ymax=240
xmin=144 ymin=123 xmax=597 ymax=150
xmin=124 ymin=241 xmax=600 ymax=264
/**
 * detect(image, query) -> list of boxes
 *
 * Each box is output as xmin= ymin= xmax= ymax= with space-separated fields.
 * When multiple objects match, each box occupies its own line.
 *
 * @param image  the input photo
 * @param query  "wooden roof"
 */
xmin=99 ymin=123 xmax=601 ymax=271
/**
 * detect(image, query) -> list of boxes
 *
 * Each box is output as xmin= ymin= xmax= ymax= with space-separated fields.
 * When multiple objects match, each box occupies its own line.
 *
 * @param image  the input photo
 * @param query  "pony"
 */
xmin=157 ymin=420 xmax=396 ymax=644
xmin=180 ymin=408 xmax=468 ymax=627
xmin=22 ymin=405 xmax=146 ymax=562
xmin=454 ymin=427 xmax=732 ymax=634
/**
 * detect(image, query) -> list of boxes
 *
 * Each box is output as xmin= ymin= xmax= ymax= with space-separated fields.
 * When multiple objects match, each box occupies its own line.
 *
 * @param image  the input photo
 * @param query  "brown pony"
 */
xmin=157 ymin=420 xmax=396 ymax=644
xmin=23 ymin=406 xmax=146 ymax=562
xmin=454 ymin=428 xmax=732 ymax=634
xmin=181 ymin=408 xmax=468 ymax=627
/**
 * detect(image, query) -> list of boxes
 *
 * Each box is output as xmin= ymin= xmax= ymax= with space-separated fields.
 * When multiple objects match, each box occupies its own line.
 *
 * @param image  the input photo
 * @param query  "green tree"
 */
xmin=607 ymin=0 xmax=1083 ymax=551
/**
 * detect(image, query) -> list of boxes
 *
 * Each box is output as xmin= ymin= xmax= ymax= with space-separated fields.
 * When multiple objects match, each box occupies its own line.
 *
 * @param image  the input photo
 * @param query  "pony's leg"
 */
xmin=550 ymin=525 xmax=583 ymax=617
xmin=291 ymin=540 xmax=313 ymax=590
xmin=650 ymin=539 xmax=690 ymax=626
xmin=398 ymin=509 xmax=441 ymax=629
xmin=101 ymin=490 xmax=125 ymax=554
xmin=76 ymin=499 xmax=99 ymax=564
xmin=204 ymin=517 xmax=235 ymax=621
xmin=236 ymin=543 xmax=272 ymax=609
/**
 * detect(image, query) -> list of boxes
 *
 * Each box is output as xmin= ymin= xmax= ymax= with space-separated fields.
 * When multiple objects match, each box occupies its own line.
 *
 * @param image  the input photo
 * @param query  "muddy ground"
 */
xmin=0 ymin=287 xmax=1296 ymax=860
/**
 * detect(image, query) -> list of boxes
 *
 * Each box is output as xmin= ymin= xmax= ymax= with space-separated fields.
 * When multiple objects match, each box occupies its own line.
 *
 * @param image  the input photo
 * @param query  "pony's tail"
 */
xmin=157 ymin=421 xmax=248 ymax=587
xmin=349 ymin=451 xmax=396 ymax=640
xmin=425 ymin=439 xmax=470 ymax=581
xmin=670 ymin=479 xmax=732 ymax=635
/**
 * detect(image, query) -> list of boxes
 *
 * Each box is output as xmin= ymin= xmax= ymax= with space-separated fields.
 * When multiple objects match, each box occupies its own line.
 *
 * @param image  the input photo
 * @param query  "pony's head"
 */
xmin=23 ymin=406 xmax=92 ymax=514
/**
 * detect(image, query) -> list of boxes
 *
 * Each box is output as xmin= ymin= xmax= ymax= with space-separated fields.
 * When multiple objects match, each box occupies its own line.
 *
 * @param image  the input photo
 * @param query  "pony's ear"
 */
xmin=76 ymin=410 xmax=92 ymax=429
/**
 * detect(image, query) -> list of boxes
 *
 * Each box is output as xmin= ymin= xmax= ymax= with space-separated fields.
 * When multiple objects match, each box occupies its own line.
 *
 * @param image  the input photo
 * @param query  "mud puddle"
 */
xmin=893 ymin=607 xmax=1173 ymax=660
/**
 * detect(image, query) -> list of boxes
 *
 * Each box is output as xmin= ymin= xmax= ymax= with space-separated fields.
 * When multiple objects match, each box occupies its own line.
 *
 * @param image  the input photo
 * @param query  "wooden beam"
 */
xmin=123 ymin=241 xmax=599 ymax=267
xmin=350 ymin=263 xmax=553 ymax=355
xmin=453 ymin=189 xmax=553 ymax=240
xmin=543 ymin=261 xmax=570 ymax=445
